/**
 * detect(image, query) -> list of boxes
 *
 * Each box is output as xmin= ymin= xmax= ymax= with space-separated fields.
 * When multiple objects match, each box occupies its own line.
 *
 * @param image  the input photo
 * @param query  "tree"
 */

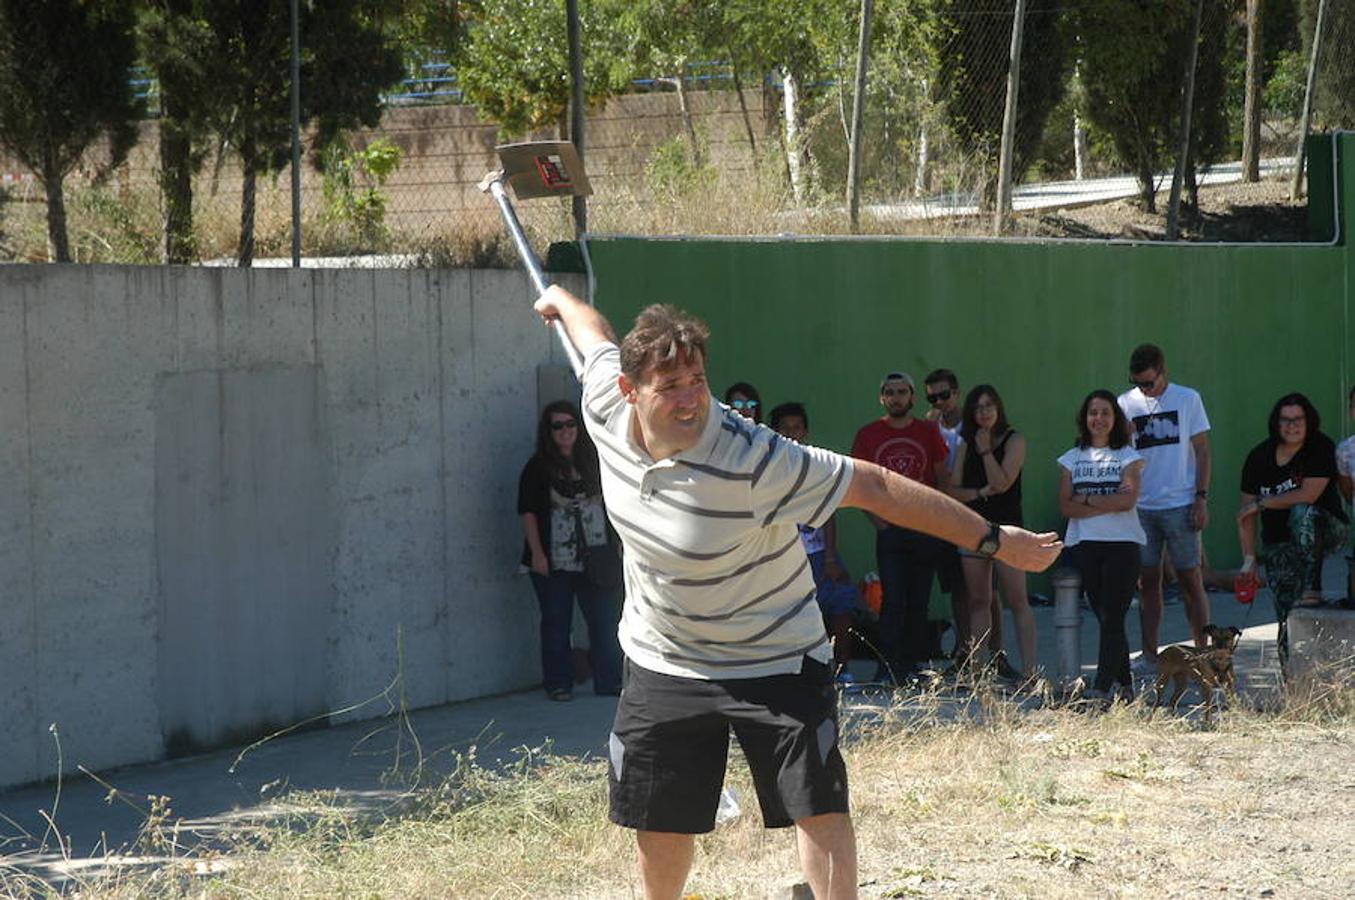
xmin=454 ymin=0 xmax=634 ymax=138
xmin=931 ymin=0 xmax=1071 ymax=210
xmin=1179 ymin=1 xmax=1236 ymax=211
xmin=0 ymin=0 xmax=141 ymax=262
xmin=620 ymin=0 xmax=729 ymax=166
xmin=723 ymin=0 xmax=838 ymax=202
xmin=158 ymin=0 xmax=405 ymax=266
xmin=1299 ymin=0 xmax=1355 ymax=129
xmin=140 ymin=0 xmax=212 ymax=263
xmin=1072 ymin=0 xmax=1195 ymax=211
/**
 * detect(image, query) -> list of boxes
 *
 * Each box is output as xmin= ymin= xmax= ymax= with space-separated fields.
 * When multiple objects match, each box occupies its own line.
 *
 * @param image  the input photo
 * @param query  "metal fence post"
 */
xmin=1051 ymin=567 xmax=1083 ymax=690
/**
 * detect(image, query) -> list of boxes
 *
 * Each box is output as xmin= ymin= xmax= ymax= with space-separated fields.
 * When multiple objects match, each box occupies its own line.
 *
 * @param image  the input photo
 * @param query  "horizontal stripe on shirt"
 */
xmin=580 ymin=341 xmax=854 ymax=680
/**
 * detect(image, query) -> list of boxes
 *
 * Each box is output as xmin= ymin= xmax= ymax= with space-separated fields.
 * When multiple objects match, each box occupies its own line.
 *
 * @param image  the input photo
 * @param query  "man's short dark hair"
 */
xmin=1129 ymin=343 xmax=1165 ymax=375
xmin=923 ymin=368 xmax=958 ymax=389
xmin=620 ymin=304 xmax=710 ymax=382
xmin=770 ymin=401 xmax=808 ymax=431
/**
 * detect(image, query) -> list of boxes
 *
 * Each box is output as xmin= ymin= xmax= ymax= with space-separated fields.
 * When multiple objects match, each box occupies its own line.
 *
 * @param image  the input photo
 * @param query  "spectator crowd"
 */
xmin=520 ymin=340 xmax=1355 ymax=701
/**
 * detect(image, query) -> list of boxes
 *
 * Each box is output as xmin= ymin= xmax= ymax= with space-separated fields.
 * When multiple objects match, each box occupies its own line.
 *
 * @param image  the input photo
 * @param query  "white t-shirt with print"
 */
xmin=1117 ymin=382 xmax=1210 ymax=510
xmin=1057 ymin=445 xmax=1147 ymax=547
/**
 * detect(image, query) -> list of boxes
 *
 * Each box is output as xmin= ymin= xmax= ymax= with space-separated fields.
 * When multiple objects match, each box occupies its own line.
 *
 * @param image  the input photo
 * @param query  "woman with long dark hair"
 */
xmin=945 ymin=384 xmax=1034 ymax=680
xmin=1057 ymin=390 xmax=1146 ymax=699
xmin=1238 ymin=392 xmax=1350 ymax=666
xmin=517 ymin=400 xmax=623 ymax=700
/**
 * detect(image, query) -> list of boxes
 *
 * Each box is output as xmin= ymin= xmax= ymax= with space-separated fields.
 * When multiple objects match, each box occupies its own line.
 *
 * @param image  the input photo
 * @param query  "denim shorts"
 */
xmin=1137 ymin=504 xmax=1201 ymax=569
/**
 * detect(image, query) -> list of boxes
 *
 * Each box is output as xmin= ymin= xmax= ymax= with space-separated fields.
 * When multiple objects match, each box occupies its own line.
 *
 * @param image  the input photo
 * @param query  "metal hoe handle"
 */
xmin=487 ymin=179 xmax=584 ymax=375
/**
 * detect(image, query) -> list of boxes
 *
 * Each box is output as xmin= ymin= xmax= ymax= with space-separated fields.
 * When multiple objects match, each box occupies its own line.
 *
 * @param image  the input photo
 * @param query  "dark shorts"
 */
xmin=608 ymin=656 xmax=849 ymax=833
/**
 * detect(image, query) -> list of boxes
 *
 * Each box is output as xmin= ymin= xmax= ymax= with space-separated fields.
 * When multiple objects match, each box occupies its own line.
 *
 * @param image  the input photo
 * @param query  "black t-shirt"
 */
xmin=960 ymin=429 xmax=1024 ymax=526
xmin=1239 ymin=432 xmax=1346 ymax=545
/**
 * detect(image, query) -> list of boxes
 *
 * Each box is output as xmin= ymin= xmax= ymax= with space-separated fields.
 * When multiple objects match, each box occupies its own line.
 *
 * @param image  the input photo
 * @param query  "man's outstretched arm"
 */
xmin=840 ymin=460 xmax=1062 ymax=572
xmin=533 ymin=285 xmax=616 ymax=358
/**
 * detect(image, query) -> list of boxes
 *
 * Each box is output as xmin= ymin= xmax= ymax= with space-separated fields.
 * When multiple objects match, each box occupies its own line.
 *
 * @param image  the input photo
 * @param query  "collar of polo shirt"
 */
xmin=622 ymin=392 xmax=724 ymax=467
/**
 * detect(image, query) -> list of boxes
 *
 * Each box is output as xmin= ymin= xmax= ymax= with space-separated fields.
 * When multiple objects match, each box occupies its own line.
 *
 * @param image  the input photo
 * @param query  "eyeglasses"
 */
xmin=926 ymin=389 xmax=953 ymax=405
xmin=1278 ymin=415 xmax=1306 ymax=426
xmin=550 ymin=419 xmax=578 ymax=431
xmin=1129 ymin=375 xmax=1157 ymax=390
xmin=974 ymin=401 xmax=997 ymax=412
xmin=731 ymin=399 xmax=759 ymax=411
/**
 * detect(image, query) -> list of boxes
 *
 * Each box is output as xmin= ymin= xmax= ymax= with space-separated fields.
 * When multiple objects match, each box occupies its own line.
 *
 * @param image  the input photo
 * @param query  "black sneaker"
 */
xmin=993 ymin=651 xmax=1023 ymax=682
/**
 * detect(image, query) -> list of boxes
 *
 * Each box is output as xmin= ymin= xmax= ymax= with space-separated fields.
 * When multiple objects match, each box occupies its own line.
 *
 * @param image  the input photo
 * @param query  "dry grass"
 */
xmin=7 ymin=676 xmax=1355 ymax=899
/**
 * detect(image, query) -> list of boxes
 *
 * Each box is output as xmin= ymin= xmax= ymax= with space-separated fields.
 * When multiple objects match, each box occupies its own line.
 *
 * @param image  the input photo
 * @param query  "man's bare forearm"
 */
xmin=842 ymin=462 xmax=988 ymax=550
xmin=841 ymin=461 xmax=1062 ymax=572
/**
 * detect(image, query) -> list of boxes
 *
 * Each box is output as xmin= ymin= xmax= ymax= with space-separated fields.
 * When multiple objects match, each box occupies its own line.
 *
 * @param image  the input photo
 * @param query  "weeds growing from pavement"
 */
xmin=6 ymin=673 xmax=1355 ymax=899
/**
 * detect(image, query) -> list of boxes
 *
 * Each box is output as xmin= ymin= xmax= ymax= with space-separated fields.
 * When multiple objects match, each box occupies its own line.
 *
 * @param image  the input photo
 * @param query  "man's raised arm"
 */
xmin=533 ymin=285 xmax=616 ymax=358
xmin=840 ymin=460 xmax=1062 ymax=573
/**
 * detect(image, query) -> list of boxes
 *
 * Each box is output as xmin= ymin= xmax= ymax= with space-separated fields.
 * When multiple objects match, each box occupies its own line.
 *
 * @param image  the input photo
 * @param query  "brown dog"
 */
xmin=1204 ymin=624 xmax=1242 ymax=652
xmin=1202 ymin=624 xmax=1241 ymax=691
xmin=1154 ymin=644 xmax=1233 ymax=707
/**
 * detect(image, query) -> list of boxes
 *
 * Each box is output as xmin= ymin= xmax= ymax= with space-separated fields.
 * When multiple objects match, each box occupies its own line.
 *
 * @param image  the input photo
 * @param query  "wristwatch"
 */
xmin=975 ymin=521 xmax=1002 ymax=558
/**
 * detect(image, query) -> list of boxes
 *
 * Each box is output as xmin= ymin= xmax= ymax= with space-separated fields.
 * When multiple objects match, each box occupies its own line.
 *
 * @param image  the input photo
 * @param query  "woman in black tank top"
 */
xmin=945 ymin=385 xmax=1037 ymax=681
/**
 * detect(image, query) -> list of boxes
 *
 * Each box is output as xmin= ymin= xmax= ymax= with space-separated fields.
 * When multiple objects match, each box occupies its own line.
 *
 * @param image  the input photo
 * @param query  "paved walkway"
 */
xmin=0 ymin=573 xmax=1308 ymax=883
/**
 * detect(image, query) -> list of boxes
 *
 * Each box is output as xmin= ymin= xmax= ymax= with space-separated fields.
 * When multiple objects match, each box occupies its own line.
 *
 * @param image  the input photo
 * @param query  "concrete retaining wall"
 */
xmin=0 ymin=264 xmax=575 ymax=789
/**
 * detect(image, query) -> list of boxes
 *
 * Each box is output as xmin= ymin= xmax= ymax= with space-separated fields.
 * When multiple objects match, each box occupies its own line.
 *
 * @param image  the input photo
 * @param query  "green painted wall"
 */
xmin=587 ymin=134 xmax=1355 ymax=582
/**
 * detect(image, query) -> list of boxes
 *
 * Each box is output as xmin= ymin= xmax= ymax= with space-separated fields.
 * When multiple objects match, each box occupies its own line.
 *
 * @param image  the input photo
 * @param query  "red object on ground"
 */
xmin=1234 ymin=572 xmax=1259 ymax=605
xmin=859 ymin=573 xmax=882 ymax=616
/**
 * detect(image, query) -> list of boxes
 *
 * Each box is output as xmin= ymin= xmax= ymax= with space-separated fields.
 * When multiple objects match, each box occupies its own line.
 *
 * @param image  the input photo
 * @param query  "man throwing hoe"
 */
xmin=534 ymin=286 xmax=1062 ymax=900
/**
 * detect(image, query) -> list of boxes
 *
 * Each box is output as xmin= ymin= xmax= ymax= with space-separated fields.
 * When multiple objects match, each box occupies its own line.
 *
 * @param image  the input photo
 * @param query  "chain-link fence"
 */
xmin=1 ymin=0 xmax=1352 ymax=265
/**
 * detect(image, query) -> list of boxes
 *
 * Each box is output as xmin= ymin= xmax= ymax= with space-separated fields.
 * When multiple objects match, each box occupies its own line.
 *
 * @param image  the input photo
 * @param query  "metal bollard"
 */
xmin=1050 ymin=567 xmax=1083 ymax=690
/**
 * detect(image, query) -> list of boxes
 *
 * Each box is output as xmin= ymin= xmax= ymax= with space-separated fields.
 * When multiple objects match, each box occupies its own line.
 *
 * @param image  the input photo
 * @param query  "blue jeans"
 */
xmin=529 ymin=571 xmax=623 ymax=694
xmin=875 ymin=526 xmax=947 ymax=678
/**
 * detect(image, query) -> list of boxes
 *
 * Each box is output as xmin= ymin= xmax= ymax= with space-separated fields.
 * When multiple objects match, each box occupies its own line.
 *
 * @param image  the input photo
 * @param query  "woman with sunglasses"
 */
xmin=517 ymin=400 xmax=623 ymax=700
xmin=1057 ymin=390 xmax=1146 ymax=700
xmin=946 ymin=385 xmax=1035 ymax=681
xmin=724 ymin=381 xmax=762 ymax=424
xmin=1237 ymin=392 xmax=1349 ymax=667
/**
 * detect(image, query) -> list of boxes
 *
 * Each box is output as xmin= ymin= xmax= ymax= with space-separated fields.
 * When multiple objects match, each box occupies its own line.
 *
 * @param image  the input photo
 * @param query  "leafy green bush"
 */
xmin=318 ymin=137 xmax=402 ymax=253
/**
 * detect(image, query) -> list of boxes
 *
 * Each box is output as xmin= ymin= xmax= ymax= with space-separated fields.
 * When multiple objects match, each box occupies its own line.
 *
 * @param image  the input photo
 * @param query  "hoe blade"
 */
xmin=495 ymin=141 xmax=593 ymax=200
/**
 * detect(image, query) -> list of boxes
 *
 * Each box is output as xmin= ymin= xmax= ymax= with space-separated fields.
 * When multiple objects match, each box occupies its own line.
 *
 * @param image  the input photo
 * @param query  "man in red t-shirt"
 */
xmin=851 ymin=371 xmax=950 ymax=684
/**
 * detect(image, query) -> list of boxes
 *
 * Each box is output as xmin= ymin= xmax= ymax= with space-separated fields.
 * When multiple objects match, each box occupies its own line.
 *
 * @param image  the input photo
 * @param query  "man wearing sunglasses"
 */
xmin=1117 ymin=342 xmax=1212 ymax=676
xmin=923 ymin=368 xmax=977 ymax=666
xmin=923 ymin=369 xmax=963 ymax=468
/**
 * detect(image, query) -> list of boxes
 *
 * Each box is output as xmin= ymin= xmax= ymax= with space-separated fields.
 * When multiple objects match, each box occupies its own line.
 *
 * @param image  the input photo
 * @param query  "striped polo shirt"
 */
xmin=581 ymin=342 xmax=854 ymax=679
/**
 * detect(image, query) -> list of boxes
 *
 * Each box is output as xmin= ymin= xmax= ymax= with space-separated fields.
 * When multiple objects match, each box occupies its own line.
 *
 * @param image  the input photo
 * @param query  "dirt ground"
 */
xmin=1015 ymin=176 xmax=1311 ymax=243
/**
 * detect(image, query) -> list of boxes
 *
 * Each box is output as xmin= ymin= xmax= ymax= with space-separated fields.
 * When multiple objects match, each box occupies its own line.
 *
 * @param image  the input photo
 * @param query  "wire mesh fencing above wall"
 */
xmin=0 ymin=0 xmax=1350 ymax=266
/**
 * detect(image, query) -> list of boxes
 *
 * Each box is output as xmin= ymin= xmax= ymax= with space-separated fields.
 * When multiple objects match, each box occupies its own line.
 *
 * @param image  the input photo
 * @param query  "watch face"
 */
xmin=977 ymin=524 xmax=1001 ymax=556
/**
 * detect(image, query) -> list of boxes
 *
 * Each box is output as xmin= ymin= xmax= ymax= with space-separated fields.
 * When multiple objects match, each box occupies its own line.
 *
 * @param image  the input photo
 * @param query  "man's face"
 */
xmin=880 ymin=380 xmax=914 ymax=419
xmin=1129 ymin=366 xmax=1166 ymax=398
xmin=925 ymin=381 xmax=958 ymax=416
xmin=620 ymin=350 xmax=709 ymax=457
